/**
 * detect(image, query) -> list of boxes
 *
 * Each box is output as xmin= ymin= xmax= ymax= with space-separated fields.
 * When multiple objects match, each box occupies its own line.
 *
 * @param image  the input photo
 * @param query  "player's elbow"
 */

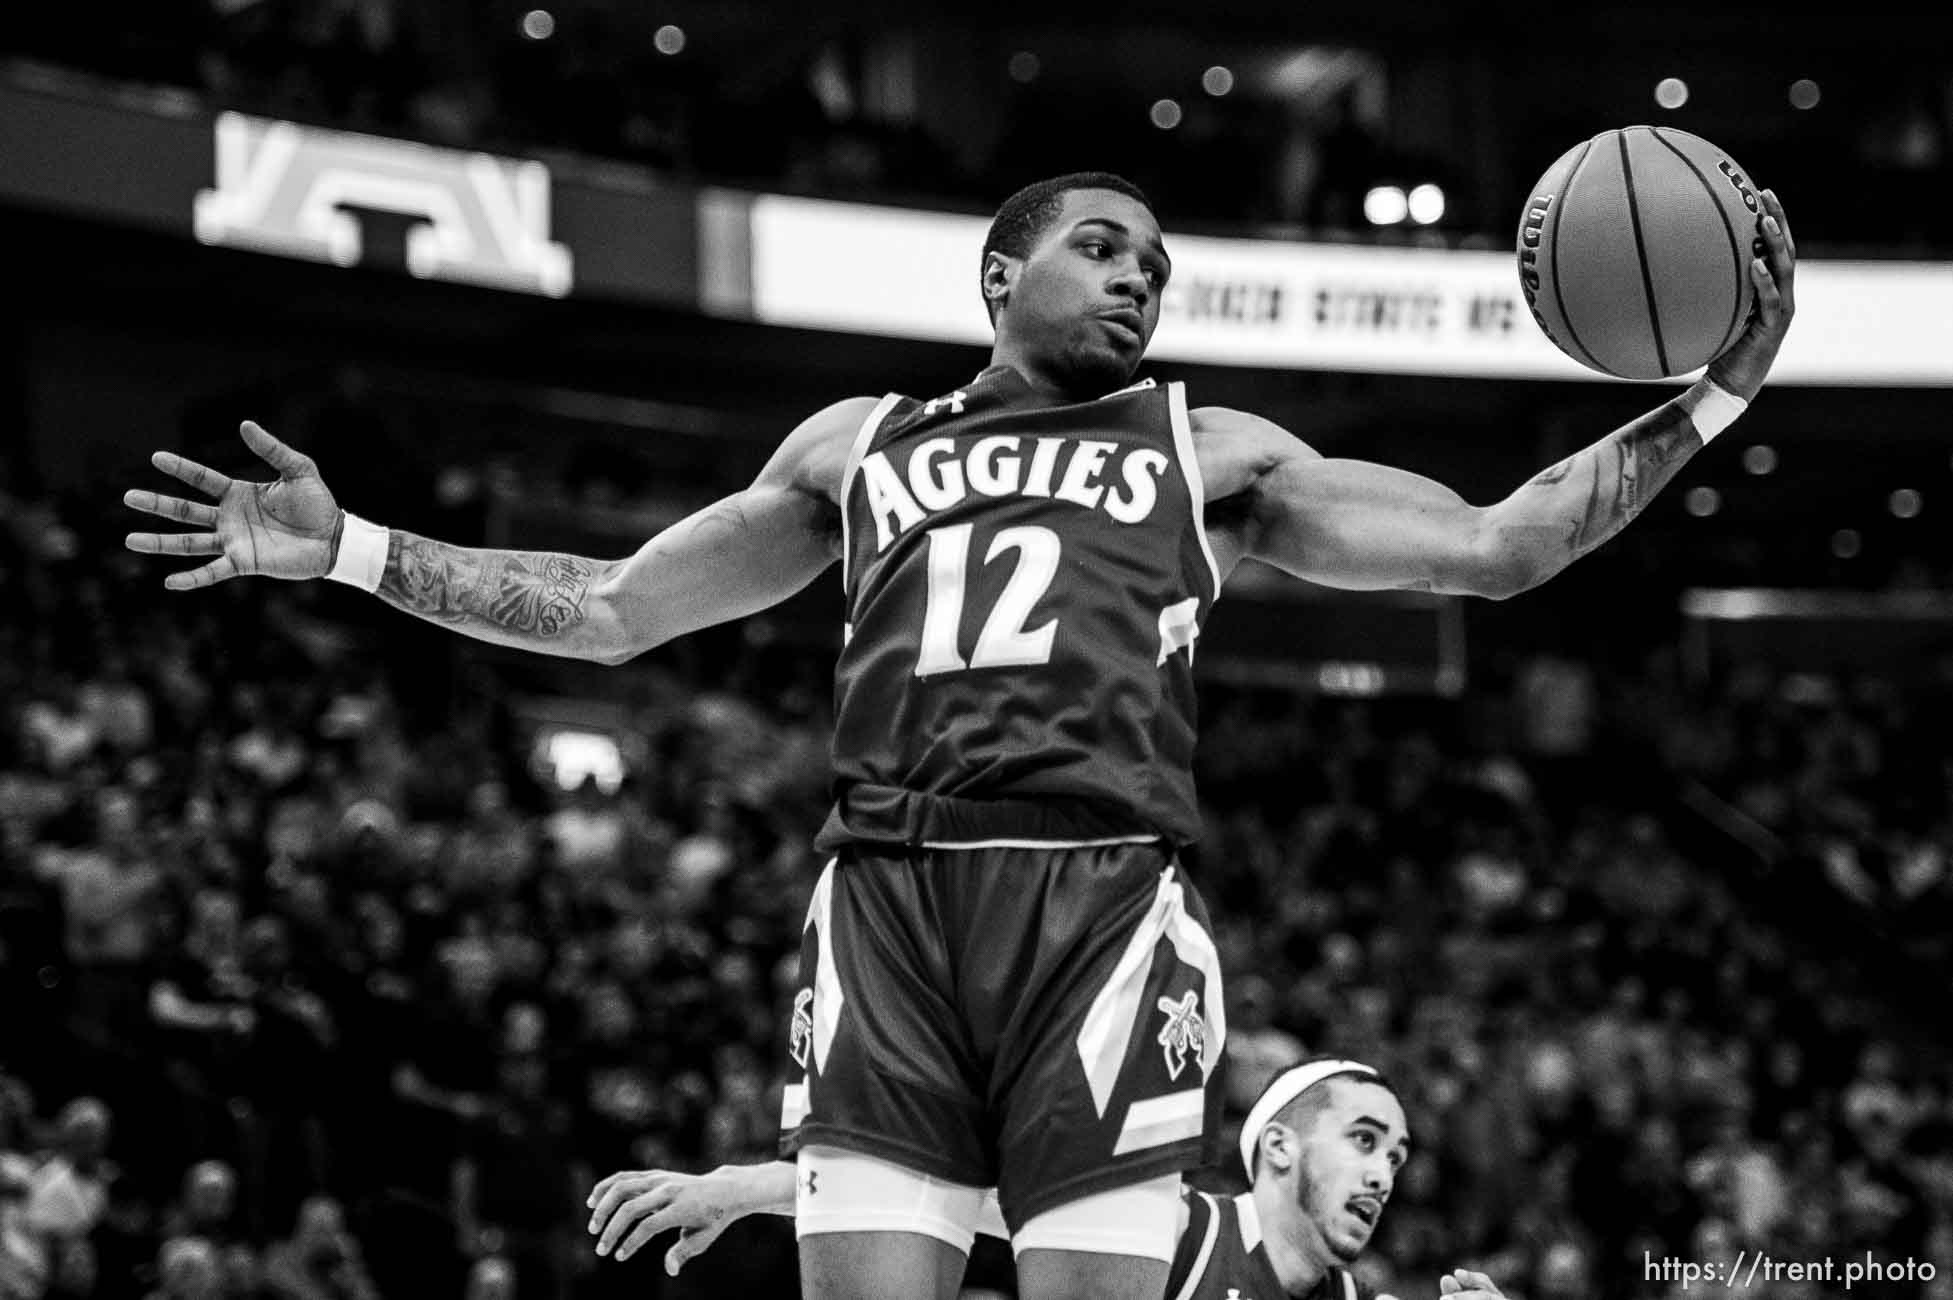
xmin=583 ymin=570 xmax=670 ymax=664
xmin=591 ymin=626 xmax=666 ymax=666
xmin=1459 ymin=519 xmax=1546 ymax=601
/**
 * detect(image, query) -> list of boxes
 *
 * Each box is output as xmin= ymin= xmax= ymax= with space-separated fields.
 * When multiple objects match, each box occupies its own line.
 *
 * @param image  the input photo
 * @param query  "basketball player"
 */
xmin=583 ymin=1059 xmax=1507 ymax=1300
xmin=124 ymin=173 xmax=1796 ymax=1300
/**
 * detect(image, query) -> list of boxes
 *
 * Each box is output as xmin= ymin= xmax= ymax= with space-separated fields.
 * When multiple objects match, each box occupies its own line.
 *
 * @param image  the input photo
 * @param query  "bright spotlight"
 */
xmin=1363 ymin=185 xmax=1408 ymax=225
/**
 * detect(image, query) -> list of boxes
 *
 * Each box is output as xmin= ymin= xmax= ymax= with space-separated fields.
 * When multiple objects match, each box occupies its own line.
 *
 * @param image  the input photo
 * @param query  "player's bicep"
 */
xmin=593 ymin=484 xmax=837 ymax=659
xmin=593 ymin=398 xmax=870 ymax=660
xmin=1248 ymin=454 xmax=1498 ymax=594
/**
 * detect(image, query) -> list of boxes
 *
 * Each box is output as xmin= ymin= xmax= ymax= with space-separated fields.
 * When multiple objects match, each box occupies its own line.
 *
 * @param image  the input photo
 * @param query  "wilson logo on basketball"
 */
xmin=1716 ymin=160 xmax=1761 ymax=214
xmin=1516 ymin=193 xmax=1564 ymax=349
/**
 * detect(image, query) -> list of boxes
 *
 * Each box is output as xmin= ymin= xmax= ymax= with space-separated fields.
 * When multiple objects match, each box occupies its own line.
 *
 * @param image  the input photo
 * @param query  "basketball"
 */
xmin=1517 ymin=126 xmax=1765 ymax=380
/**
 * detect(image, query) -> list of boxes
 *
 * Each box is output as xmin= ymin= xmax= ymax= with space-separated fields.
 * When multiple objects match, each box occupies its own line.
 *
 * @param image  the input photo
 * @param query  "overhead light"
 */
xmin=654 ymin=24 xmax=686 ymax=55
xmin=1150 ymin=99 xmax=1184 ymax=130
xmin=1202 ymin=66 xmax=1235 ymax=97
xmin=1407 ymin=183 xmax=1445 ymax=225
xmin=1789 ymin=78 xmax=1821 ymax=110
xmin=1363 ymin=185 xmax=1408 ymax=226
xmin=520 ymin=9 xmax=554 ymax=40
xmin=1655 ymin=77 xmax=1689 ymax=110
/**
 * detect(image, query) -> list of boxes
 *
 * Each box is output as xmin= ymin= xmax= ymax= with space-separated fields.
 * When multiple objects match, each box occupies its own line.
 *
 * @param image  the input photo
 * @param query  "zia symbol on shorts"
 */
xmin=1155 ymin=991 xmax=1205 ymax=1081
xmin=789 ymin=988 xmax=815 ymax=1070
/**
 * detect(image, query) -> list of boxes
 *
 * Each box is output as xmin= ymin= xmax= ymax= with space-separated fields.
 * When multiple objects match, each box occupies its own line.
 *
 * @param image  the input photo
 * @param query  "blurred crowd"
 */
xmin=1 ymin=482 xmax=1950 ymax=1300
xmin=10 ymin=0 xmax=1947 ymax=249
xmin=8 ymin=0 xmax=1001 ymax=206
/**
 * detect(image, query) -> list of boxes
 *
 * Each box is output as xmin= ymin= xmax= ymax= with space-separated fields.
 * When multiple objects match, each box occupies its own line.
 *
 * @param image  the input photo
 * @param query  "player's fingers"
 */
xmin=1454 ymin=1270 xmax=1497 ymax=1291
xmin=588 ymin=1175 xmax=637 ymax=1222
xmin=163 ymin=556 xmax=238 ymax=591
xmin=589 ymin=1172 xmax=668 ymax=1228
xmin=126 ymin=531 xmax=224 ymax=557
xmin=1759 ymin=190 xmax=1796 ymax=317
xmin=151 ymin=451 xmax=234 ymax=499
xmin=123 ymin=490 xmax=220 ymax=527
xmin=596 ymin=1188 xmax=675 ymax=1257
xmin=1750 ymin=258 xmax=1782 ymax=323
xmin=239 ymin=421 xmax=318 ymax=479
xmin=664 ymin=1220 xmax=731 ymax=1275
xmin=1439 ymin=1277 xmax=1461 ymax=1295
xmin=611 ymin=1201 xmax=688 ymax=1262
xmin=1761 ymin=188 xmax=1796 ymax=262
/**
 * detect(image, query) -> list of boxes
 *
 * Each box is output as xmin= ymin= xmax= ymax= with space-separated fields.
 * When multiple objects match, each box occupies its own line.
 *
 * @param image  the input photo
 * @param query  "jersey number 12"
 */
xmin=915 ymin=524 xmax=1059 ymax=676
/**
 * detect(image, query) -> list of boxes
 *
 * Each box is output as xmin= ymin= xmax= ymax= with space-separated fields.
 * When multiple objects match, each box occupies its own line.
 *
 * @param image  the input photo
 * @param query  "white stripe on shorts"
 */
xmin=1113 ymin=1087 xmax=1205 ymax=1156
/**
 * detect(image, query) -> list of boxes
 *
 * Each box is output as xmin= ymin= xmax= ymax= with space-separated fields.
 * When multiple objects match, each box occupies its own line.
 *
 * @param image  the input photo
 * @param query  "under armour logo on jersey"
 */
xmin=921 ymin=390 xmax=968 ymax=418
xmin=1156 ymin=990 xmax=1205 ymax=1081
xmin=789 ymin=988 xmax=814 ymax=1070
xmin=1157 ymin=598 xmax=1200 ymax=666
xmin=799 ymin=1168 xmax=819 ymax=1197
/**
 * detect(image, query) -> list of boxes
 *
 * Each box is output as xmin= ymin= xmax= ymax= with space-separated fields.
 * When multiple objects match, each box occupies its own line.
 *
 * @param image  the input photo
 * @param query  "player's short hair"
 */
xmin=1246 ymin=1057 xmax=1402 ymax=1179
xmin=980 ymin=172 xmax=1154 ymax=323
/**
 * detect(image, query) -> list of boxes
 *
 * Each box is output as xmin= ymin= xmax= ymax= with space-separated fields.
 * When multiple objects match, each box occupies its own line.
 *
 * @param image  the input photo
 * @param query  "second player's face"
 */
xmin=1289 ymin=1080 xmax=1410 ymax=1263
xmin=1010 ymin=189 xmax=1170 ymax=389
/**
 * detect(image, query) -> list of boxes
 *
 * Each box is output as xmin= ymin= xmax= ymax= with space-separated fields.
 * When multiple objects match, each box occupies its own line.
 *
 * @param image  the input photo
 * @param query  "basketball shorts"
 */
xmin=777 ymin=841 xmax=1226 ymax=1232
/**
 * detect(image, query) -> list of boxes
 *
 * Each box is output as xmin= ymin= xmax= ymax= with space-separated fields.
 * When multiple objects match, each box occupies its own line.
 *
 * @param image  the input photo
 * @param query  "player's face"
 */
xmin=1287 ymin=1081 xmax=1410 ymax=1264
xmin=997 ymin=189 xmax=1171 ymax=391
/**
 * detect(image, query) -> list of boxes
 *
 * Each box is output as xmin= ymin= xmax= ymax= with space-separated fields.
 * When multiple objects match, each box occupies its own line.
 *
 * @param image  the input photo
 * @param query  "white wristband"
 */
xmin=326 ymin=511 xmax=389 ymax=592
xmin=1685 ymin=379 xmax=1748 ymax=444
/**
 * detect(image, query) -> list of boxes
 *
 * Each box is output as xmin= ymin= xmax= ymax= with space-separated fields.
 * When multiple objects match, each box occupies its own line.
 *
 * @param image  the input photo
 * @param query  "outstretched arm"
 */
xmin=127 ymin=397 xmax=873 ymax=663
xmin=1203 ymin=189 xmax=1795 ymax=599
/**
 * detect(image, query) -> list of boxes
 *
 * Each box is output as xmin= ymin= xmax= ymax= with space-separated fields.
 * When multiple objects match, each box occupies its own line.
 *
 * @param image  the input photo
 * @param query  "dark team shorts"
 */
xmin=778 ymin=840 xmax=1226 ymax=1233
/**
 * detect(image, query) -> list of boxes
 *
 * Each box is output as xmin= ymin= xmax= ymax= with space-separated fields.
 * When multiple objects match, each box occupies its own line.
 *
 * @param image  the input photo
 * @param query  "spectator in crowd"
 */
xmin=261 ymin=1199 xmax=375 ymax=1300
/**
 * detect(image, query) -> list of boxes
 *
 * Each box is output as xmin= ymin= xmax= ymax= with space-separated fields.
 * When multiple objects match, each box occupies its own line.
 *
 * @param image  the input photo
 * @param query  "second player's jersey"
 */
xmin=1167 ymin=1190 xmax=1371 ymax=1300
xmin=816 ymin=365 xmax=1220 ymax=851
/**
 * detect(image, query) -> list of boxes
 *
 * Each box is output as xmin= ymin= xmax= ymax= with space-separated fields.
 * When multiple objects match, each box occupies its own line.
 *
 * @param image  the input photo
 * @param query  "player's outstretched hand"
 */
xmin=1706 ymin=188 xmax=1796 ymax=403
xmin=585 ymin=1168 xmax=749 ymax=1275
xmin=1436 ymin=1267 xmax=1506 ymax=1299
xmin=124 ymin=421 xmax=340 ymax=590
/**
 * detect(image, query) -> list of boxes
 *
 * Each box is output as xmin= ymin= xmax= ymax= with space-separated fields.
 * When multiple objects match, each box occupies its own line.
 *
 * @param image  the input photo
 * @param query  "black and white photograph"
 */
xmin=0 ymin=2 xmax=1949 ymax=1297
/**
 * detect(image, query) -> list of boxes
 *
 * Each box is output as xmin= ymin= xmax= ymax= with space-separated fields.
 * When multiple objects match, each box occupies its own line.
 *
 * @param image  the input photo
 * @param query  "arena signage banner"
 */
xmin=193 ymin=112 xmax=574 ymax=298
xmin=740 ymin=195 xmax=1953 ymax=387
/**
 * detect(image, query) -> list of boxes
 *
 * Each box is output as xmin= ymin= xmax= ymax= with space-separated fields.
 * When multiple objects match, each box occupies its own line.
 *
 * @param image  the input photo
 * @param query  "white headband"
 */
xmin=1238 ymin=1059 xmax=1378 ymax=1178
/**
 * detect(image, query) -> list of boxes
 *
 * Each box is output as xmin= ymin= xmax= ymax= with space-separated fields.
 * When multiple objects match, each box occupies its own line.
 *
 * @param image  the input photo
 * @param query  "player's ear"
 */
xmin=982 ymin=252 xmax=1015 ymax=314
xmin=1260 ymin=1124 xmax=1295 ymax=1175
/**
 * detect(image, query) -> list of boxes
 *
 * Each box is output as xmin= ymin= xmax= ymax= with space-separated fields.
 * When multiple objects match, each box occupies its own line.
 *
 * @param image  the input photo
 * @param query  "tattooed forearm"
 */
xmin=376 ymin=531 xmax=604 ymax=643
xmin=1491 ymin=401 xmax=1702 ymax=594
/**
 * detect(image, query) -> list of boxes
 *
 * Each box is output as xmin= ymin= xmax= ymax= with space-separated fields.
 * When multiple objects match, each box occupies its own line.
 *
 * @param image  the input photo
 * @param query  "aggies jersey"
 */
xmin=815 ymin=365 xmax=1220 ymax=851
xmin=1167 ymin=1190 xmax=1371 ymax=1300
